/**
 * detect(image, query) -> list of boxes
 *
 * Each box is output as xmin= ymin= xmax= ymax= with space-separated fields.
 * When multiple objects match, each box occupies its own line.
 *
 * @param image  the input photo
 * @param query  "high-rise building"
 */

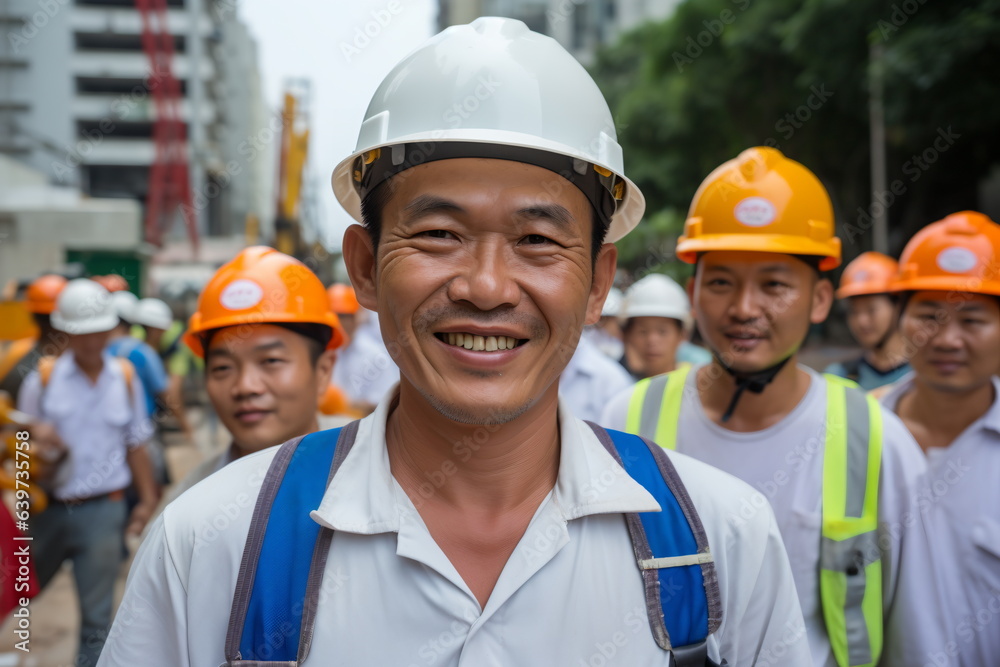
xmin=0 ymin=0 xmax=270 ymax=242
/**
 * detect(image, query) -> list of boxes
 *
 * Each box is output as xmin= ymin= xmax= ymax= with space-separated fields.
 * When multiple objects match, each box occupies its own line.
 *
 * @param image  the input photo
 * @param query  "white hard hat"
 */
xmin=51 ymin=279 xmax=118 ymax=335
xmin=131 ymin=298 xmax=173 ymax=330
xmin=332 ymin=17 xmax=645 ymax=243
xmin=601 ymin=286 xmax=624 ymax=317
xmin=622 ymin=274 xmax=692 ymax=329
xmin=111 ymin=290 xmax=138 ymax=321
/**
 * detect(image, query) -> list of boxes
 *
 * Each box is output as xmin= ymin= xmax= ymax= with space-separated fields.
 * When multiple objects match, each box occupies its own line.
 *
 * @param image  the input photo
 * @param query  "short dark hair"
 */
xmin=359 ymin=177 xmax=610 ymax=267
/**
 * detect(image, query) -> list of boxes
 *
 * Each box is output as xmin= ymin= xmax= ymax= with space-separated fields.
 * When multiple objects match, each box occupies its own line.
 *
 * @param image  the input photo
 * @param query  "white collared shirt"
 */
xmin=18 ymin=351 xmax=151 ymax=501
xmin=601 ymin=365 xmax=928 ymax=667
xmin=560 ymin=333 xmax=634 ymax=423
xmin=878 ymin=374 xmax=1000 ymax=667
xmin=99 ymin=392 xmax=809 ymax=666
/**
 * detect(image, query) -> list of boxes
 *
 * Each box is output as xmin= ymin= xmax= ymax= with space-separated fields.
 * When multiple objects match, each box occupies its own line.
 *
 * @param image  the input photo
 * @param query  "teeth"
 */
xmin=443 ymin=333 xmax=520 ymax=351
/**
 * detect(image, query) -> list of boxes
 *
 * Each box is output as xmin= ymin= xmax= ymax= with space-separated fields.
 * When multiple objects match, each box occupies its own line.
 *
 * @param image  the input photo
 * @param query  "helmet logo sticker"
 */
xmin=853 ymin=270 xmax=870 ymax=281
xmin=734 ymin=197 xmax=777 ymax=227
xmin=936 ymin=247 xmax=978 ymax=274
xmin=220 ymin=280 xmax=264 ymax=310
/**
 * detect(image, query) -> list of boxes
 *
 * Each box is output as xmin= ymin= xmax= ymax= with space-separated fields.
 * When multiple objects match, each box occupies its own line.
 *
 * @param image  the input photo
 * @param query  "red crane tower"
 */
xmin=135 ymin=0 xmax=199 ymax=254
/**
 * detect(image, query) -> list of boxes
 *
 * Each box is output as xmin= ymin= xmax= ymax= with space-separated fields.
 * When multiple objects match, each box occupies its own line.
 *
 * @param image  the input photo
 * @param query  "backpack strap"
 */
xmin=585 ymin=422 xmax=723 ymax=667
xmin=116 ymin=357 xmax=135 ymax=402
xmin=224 ymin=421 xmax=360 ymax=665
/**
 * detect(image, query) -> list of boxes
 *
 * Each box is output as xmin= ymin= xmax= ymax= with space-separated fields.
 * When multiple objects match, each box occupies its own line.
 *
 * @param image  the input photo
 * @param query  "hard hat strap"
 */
xmin=354 ymin=141 xmax=620 ymax=227
xmin=713 ymin=353 xmax=794 ymax=423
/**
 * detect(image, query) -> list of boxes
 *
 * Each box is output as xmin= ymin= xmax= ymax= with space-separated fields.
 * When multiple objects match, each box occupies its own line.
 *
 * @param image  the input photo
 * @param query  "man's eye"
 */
xmin=420 ymin=229 xmax=454 ymax=239
xmin=263 ymin=358 xmax=284 ymax=365
xmin=523 ymin=234 xmax=552 ymax=245
xmin=209 ymin=364 xmax=231 ymax=374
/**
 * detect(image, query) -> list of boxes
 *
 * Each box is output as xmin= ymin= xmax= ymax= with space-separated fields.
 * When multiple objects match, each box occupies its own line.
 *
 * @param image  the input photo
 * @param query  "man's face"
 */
xmin=689 ymin=251 xmax=832 ymax=373
xmin=345 ymin=158 xmax=615 ymax=424
xmin=204 ymin=324 xmax=335 ymax=453
xmin=846 ymin=294 xmax=896 ymax=350
xmin=624 ymin=316 xmax=683 ymax=377
xmin=901 ymin=291 xmax=1000 ymax=394
xmin=70 ymin=330 xmax=110 ymax=364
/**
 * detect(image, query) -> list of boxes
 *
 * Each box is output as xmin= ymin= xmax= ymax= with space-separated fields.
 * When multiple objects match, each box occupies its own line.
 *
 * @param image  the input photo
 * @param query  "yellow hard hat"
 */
xmin=677 ymin=147 xmax=841 ymax=270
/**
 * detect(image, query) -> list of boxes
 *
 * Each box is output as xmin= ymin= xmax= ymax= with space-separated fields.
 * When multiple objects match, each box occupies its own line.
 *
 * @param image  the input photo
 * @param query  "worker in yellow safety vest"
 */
xmin=601 ymin=146 xmax=927 ymax=667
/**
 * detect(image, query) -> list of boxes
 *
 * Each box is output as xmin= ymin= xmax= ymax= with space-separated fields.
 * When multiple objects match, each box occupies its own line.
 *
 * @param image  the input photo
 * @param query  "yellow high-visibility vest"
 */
xmin=625 ymin=365 xmax=884 ymax=667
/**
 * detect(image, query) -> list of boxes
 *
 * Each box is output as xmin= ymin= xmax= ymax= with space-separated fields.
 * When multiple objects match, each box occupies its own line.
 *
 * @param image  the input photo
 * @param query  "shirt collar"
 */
xmin=311 ymin=390 xmax=660 ymax=534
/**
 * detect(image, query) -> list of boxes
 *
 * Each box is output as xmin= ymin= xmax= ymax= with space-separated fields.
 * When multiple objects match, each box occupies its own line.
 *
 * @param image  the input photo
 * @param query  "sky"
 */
xmin=239 ymin=0 xmax=438 ymax=251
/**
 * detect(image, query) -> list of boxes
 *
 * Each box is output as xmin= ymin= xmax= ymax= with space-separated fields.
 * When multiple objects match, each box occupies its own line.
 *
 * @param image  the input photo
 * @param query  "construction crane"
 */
xmin=135 ymin=0 xmax=199 ymax=255
xmin=274 ymin=80 xmax=312 ymax=258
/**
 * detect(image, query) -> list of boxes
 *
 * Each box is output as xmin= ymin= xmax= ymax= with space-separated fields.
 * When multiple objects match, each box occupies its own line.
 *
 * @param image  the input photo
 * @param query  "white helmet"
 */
xmin=51 ymin=279 xmax=118 ymax=335
xmin=601 ymin=286 xmax=624 ymax=317
xmin=131 ymin=298 xmax=173 ymax=330
xmin=622 ymin=274 xmax=691 ymax=329
xmin=111 ymin=290 xmax=138 ymax=322
xmin=332 ymin=17 xmax=645 ymax=243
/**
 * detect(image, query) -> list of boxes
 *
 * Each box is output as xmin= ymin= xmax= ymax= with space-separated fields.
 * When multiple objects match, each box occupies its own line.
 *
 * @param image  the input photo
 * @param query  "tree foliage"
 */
xmin=591 ymin=0 xmax=1000 ymax=274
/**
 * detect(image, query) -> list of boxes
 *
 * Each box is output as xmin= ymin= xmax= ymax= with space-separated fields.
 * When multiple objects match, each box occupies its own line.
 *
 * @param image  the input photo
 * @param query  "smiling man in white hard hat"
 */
xmin=101 ymin=19 xmax=807 ymax=667
xmin=17 ymin=278 xmax=158 ymax=667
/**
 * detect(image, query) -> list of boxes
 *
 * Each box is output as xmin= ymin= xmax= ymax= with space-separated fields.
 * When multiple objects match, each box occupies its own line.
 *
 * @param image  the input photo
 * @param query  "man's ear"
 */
xmin=811 ymin=277 xmax=835 ymax=324
xmin=585 ymin=243 xmax=618 ymax=326
xmin=343 ymin=224 xmax=378 ymax=312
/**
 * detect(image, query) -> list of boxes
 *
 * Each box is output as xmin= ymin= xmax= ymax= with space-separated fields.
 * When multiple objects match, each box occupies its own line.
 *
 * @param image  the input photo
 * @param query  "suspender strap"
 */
xmin=586 ymin=422 xmax=722 ymax=664
xmin=625 ymin=366 xmax=691 ymax=449
xmin=820 ymin=375 xmax=884 ymax=667
xmin=224 ymin=421 xmax=360 ymax=665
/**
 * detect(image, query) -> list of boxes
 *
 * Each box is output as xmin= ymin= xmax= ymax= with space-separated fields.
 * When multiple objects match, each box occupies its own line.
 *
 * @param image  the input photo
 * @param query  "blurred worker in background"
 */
xmin=171 ymin=247 xmax=344 ymax=496
xmin=559 ymin=325 xmax=633 ymax=422
xmin=0 ymin=274 xmax=68 ymax=402
xmin=619 ymin=273 xmax=692 ymax=380
xmin=876 ymin=211 xmax=1000 ymax=666
xmin=603 ymin=147 xmax=927 ymax=667
xmin=328 ymin=283 xmax=399 ymax=415
xmin=131 ymin=297 xmax=196 ymax=441
xmin=582 ymin=285 xmax=625 ymax=359
xmin=17 ymin=278 xmax=158 ymax=667
xmin=825 ymin=252 xmax=910 ymax=390
xmin=106 ymin=290 xmax=171 ymax=486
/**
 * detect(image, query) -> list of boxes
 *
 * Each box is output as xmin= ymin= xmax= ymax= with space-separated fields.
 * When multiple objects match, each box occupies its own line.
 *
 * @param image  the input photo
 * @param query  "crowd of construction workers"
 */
xmin=0 ymin=16 xmax=997 ymax=667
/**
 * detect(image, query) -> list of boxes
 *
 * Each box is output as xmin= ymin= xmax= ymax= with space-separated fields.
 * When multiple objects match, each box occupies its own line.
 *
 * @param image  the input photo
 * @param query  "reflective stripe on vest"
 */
xmin=623 ymin=368 xmax=884 ymax=667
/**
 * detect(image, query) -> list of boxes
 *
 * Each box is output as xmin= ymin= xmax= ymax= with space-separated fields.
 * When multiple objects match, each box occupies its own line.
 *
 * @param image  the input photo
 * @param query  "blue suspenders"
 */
xmin=224 ymin=422 xmax=722 ymax=666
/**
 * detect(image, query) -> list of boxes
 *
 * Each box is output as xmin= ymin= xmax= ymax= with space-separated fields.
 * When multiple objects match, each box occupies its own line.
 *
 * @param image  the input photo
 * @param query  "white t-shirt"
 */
xmin=559 ymin=333 xmax=634 ymax=423
xmin=98 ymin=394 xmax=810 ymax=666
xmin=877 ymin=374 xmax=1000 ymax=667
xmin=602 ymin=364 xmax=928 ymax=667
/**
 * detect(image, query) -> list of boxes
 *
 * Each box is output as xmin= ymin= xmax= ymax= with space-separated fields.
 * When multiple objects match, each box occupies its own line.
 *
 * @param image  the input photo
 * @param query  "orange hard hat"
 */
xmin=92 ymin=274 xmax=130 ymax=293
xmin=183 ymin=246 xmax=346 ymax=357
xmin=836 ymin=252 xmax=899 ymax=299
xmin=25 ymin=274 xmax=68 ymax=314
xmin=889 ymin=211 xmax=1000 ymax=296
xmin=677 ymin=147 xmax=841 ymax=270
xmin=327 ymin=284 xmax=360 ymax=315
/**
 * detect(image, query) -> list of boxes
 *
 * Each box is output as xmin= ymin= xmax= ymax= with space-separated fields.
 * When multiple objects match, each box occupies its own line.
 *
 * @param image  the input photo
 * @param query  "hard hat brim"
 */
xmin=333 ymin=131 xmax=645 ymax=244
xmin=888 ymin=275 xmax=1000 ymax=296
xmin=676 ymin=232 xmax=841 ymax=270
xmin=50 ymin=311 xmax=119 ymax=335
